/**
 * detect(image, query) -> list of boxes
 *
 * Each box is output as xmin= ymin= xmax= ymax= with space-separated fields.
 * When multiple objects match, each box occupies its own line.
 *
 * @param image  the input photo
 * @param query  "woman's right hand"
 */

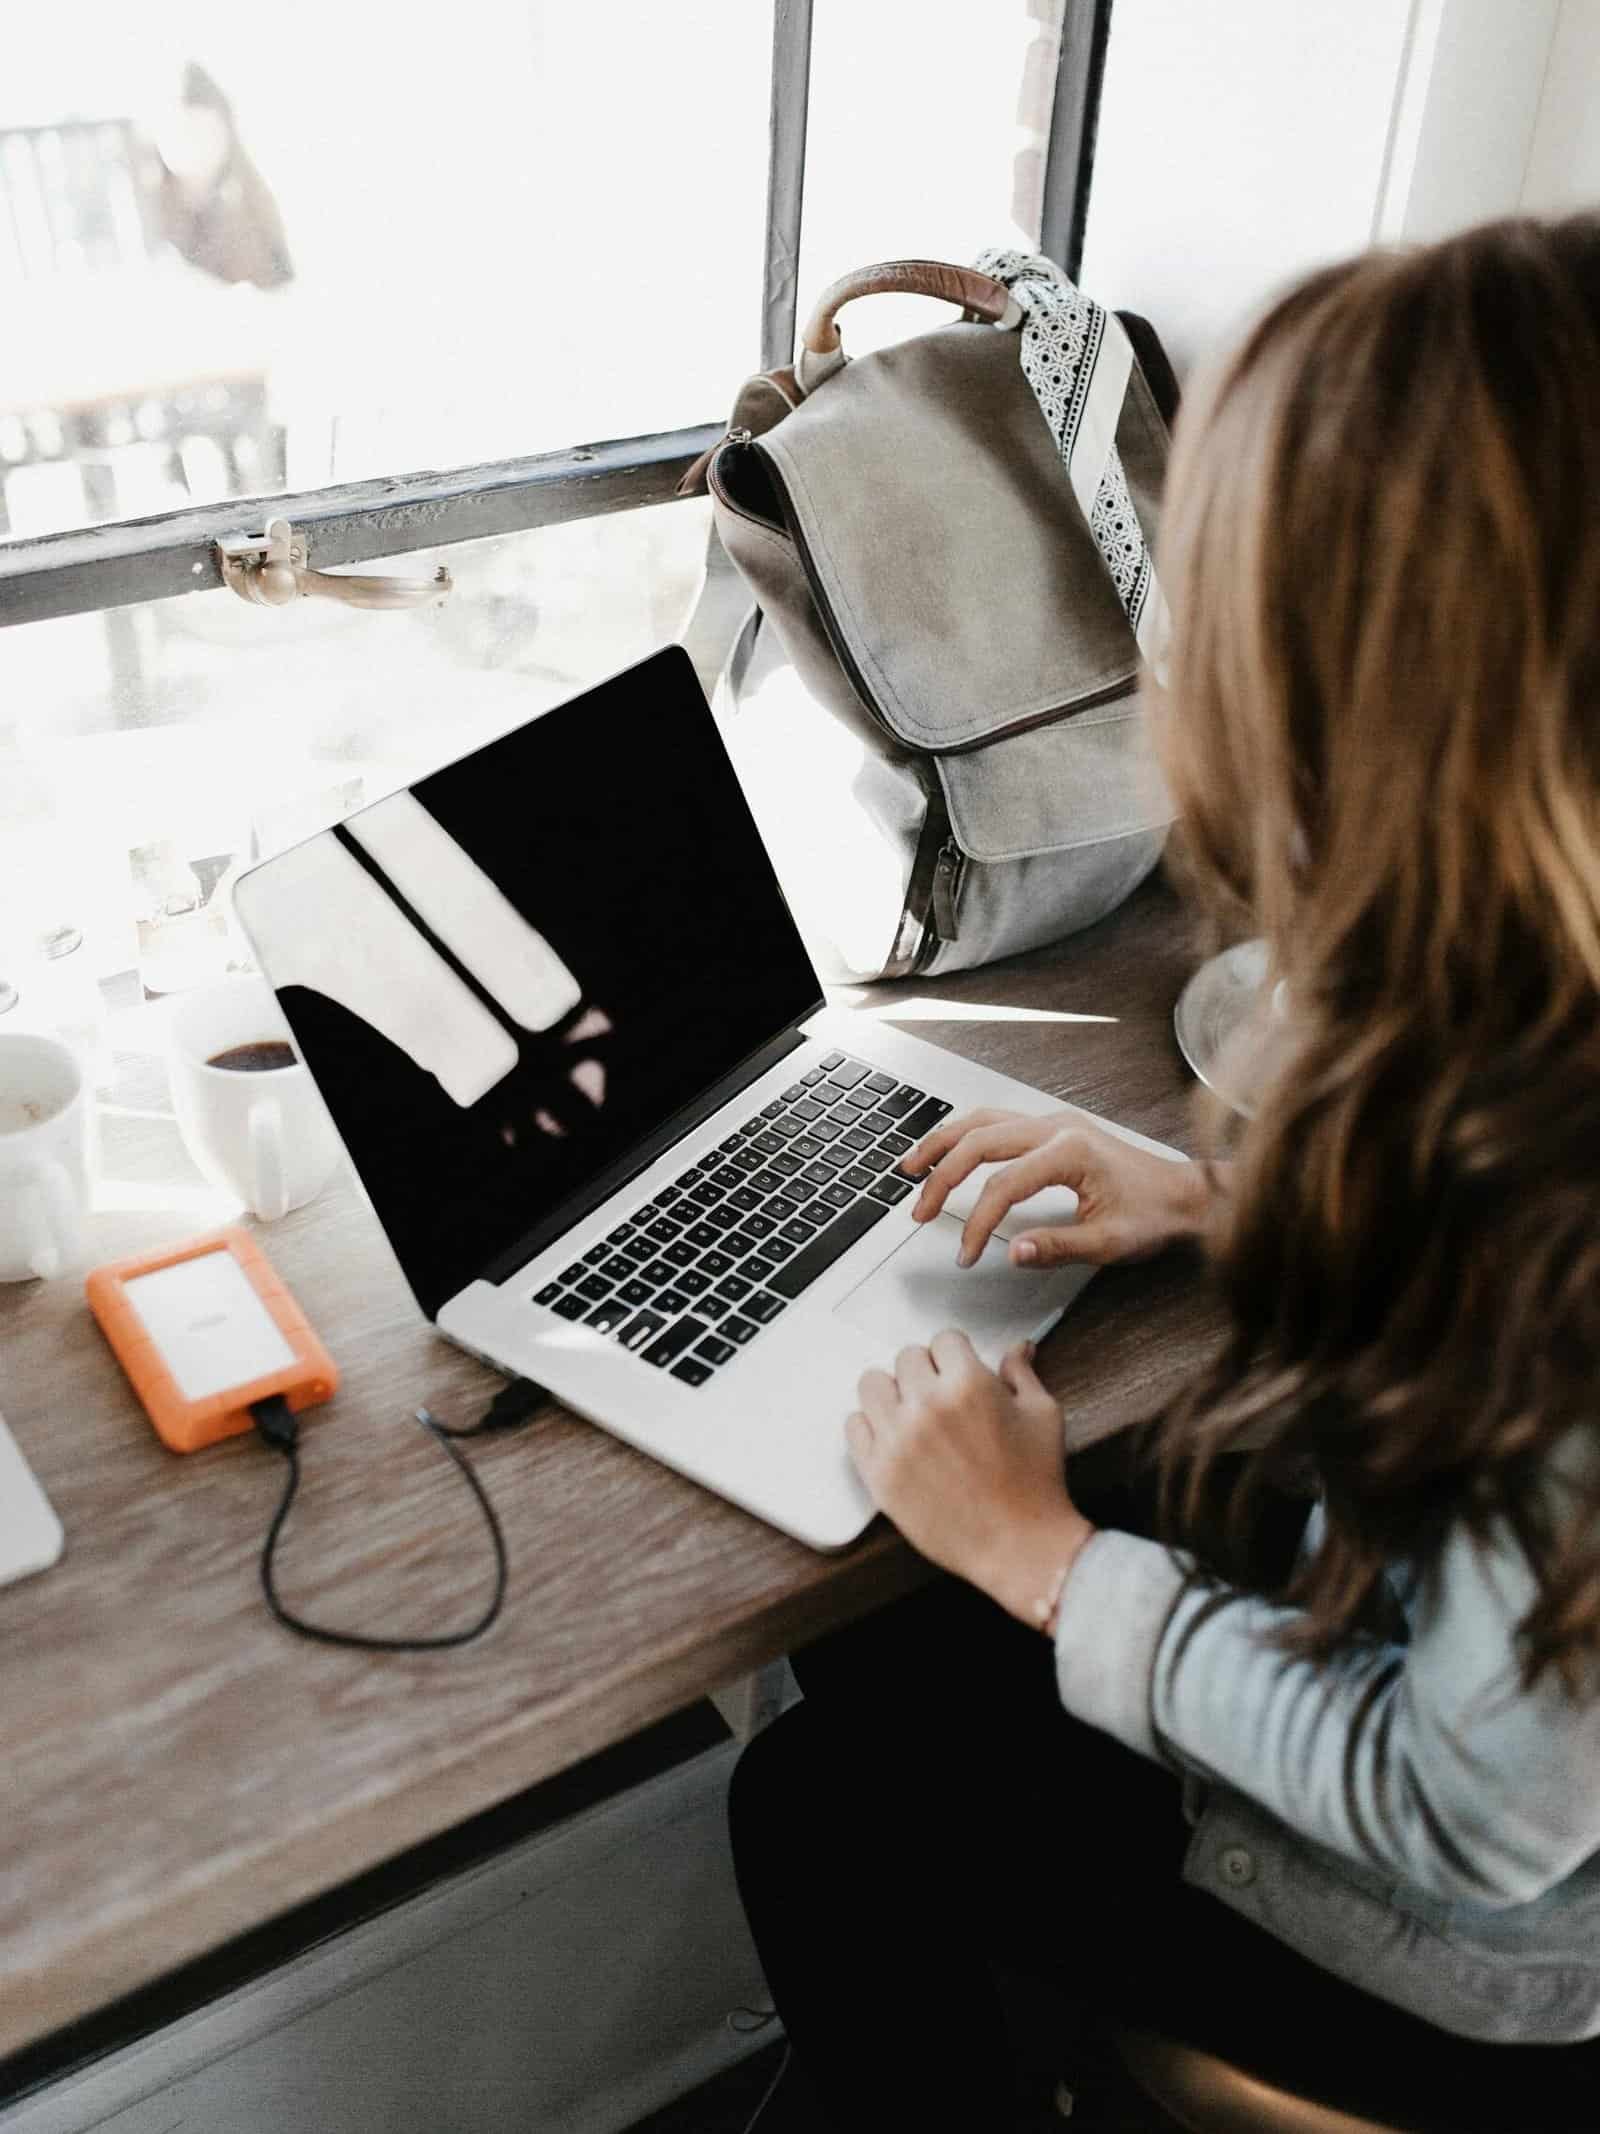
xmin=901 ymin=1109 xmax=1211 ymax=1271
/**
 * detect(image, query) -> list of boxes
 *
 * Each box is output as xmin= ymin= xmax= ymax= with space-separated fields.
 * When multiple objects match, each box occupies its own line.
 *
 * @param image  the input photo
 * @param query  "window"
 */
xmin=0 ymin=1 xmax=1108 ymax=1023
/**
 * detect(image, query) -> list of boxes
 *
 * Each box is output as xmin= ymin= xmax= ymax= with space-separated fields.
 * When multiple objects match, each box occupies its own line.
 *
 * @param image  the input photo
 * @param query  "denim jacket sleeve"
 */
xmin=1051 ymin=1490 xmax=1600 ymax=1910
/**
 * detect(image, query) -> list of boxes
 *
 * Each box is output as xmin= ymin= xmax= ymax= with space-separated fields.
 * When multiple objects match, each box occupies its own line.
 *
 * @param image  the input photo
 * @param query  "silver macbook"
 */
xmin=233 ymin=646 xmax=1182 ymax=1548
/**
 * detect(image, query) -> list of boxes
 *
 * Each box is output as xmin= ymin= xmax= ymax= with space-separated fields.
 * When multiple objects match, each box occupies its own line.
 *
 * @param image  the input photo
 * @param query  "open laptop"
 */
xmin=233 ymin=646 xmax=1183 ymax=1548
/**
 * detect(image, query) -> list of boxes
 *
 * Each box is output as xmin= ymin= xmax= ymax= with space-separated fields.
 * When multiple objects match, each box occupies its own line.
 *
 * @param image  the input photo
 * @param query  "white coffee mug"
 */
xmin=0 ymin=1031 xmax=93 ymax=1281
xmin=167 ymin=977 xmax=343 ymax=1221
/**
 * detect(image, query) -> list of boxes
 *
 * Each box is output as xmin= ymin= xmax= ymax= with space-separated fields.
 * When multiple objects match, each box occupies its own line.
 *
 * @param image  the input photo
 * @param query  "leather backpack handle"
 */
xmin=800 ymin=259 xmax=1019 ymax=356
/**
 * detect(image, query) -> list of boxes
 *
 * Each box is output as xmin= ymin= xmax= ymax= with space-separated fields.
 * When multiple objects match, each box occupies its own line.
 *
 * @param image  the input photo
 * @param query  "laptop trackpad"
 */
xmin=833 ymin=1214 xmax=1089 ymax=1365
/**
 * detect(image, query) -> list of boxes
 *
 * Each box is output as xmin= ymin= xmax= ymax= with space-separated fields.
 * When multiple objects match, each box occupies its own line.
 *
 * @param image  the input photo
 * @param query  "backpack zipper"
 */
xmin=930 ymin=839 xmax=965 ymax=940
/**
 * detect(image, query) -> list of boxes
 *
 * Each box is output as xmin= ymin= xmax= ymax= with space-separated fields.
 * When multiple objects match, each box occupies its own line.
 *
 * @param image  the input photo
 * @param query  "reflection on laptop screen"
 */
xmin=239 ymin=649 xmax=823 ymax=1317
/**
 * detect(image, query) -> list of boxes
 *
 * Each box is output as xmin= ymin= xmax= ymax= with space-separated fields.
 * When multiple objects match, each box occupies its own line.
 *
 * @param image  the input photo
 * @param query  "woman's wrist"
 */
xmin=981 ymin=1507 xmax=1097 ymax=1633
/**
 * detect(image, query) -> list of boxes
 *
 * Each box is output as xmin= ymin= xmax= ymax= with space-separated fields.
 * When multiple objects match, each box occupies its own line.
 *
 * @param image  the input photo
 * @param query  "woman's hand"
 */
xmin=846 ymin=1332 xmax=1094 ymax=1629
xmin=903 ymin=1109 xmax=1211 ymax=1272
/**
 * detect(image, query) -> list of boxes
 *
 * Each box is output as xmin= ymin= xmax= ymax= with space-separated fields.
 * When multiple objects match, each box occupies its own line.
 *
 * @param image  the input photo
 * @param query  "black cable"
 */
xmin=252 ymin=1378 xmax=545 ymax=1652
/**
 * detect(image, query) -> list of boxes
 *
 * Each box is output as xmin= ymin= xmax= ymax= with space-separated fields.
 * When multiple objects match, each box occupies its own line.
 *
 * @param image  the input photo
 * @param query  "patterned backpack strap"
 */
xmin=975 ymin=247 xmax=1171 ymax=676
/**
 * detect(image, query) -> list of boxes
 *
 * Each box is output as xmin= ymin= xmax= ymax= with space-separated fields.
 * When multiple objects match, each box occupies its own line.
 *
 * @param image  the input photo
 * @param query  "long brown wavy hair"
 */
xmin=1150 ymin=215 xmax=1600 ymax=1689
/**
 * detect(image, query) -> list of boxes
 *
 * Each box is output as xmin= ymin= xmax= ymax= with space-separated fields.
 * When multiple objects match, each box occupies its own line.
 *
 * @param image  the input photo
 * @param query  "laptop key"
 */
xmin=801 ymin=1161 xmax=834 ymax=1187
xmin=839 ymin=1165 xmax=876 ymax=1193
xmin=827 ymin=1059 xmax=868 ymax=1088
xmin=713 ymin=1165 xmax=745 ymax=1190
xmin=686 ymin=1222 xmax=721 ymax=1250
xmin=641 ymin=1316 xmax=708 ymax=1367
xmin=810 ymin=1119 xmax=843 ymax=1142
xmin=587 ymin=1298 xmax=631 ymax=1333
xmin=706 ymin=1205 xmax=742 ymax=1232
xmin=641 ymin=1257 xmax=678 ymax=1285
xmin=729 ymin=1147 xmax=763 ymax=1174
xmin=634 ymin=1204 xmax=662 ymax=1224
xmin=761 ymin=1235 xmax=796 ymax=1262
xmin=696 ymin=1335 xmax=737 ymax=1366
xmin=863 ymin=1108 xmax=902 ymax=1136
xmin=840 ymin=1126 xmax=874 ymax=1153
xmin=699 ymin=1294 xmax=731 ymax=1321
xmin=671 ymin=1358 xmax=714 ymax=1387
xmin=791 ymin=1097 xmax=824 ymax=1121
xmin=843 ymin=1087 xmax=878 ymax=1111
xmin=818 ymin=1148 xmax=852 ymax=1172
xmin=645 ymin=1219 xmax=682 ymax=1245
xmin=863 ymin=1071 xmax=897 ymax=1095
xmin=746 ymin=1291 xmax=787 ymax=1323
xmin=700 ymin=1249 xmax=734 ymax=1277
xmin=534 ymin=1281 xmax=564 ymax=1306
xmin=881 ymin=1130 xmax=914 ymax=1158
xmin=768 ymin=1197 xmax=889 ymax=1299
xmin=877 ymin=1087 xmax=924 ymax=1118
xmin=583 ymin=1243 xmax=610 ymax=1265
xmin=576 ymin=1275 xmax=613 ymax=1303
xmin=860 ymin=1148 xmax=894 ymax=1173
xmin=717 ymin=1135 xmax=745 ymax=1156
xmin=689 ymin=1183 xmax=723 ymax=1208
xmin=678 ymin=1268 xmax=711 ymax=1296
xmin=679 ymin=1167 xmax=706 ymax=1186
xmin=607 ymin=1223 xmax=638 ymax=1247
xmin=868 ymin=1173 xmax=915 ymax=1206
xmin=665 ymin=1241 xmax=698 ymax=1268
xmin=790 ymin=1135 xmax=823 ymax=1160
xmin=552 ymin=1292 xmax=591 ymax=1321
xmin=750 ymin=1130 xmax=784 ymax=1155
xmin=723 ymin=1313 xmax=760 ymax=1343
xmin=820 ymin=1051 xmax=845 ymax=1071
xmin=793 ymin=1199 xmax=832 ymax=1227
xmin=801 ymin=1068 xmax=827 ymax=1086
xmin=899 ymin=1096 xmax=954 ymax=1140
xmin=744 ymin=1255 xmax=777 ymax=1284
xmin=657 ymin=1288 xmax=691 ymax=1316
xmin=619 ymin=1308 xmax=668 ymax=1351
xmin=761 ymin=1100 xmax=785 ymax=1119
xmin=714 ymin=1274 xmax=753 ymax=1302
xmin=770 ymin=1152 xmax=804 ymax=1177
xmin=779 ymin=1218 xmax=813 ymax=1246
xmin=619 ymin=1278 xmax=654 ymax=1306
xmin=560 ymin=1262 xmax=587 ymax=1284
xmin=769 ymin=1117 xmax=803 ymax=1141
xmin=744 ymin=1212 xmax=776 ymax=1239
xmin=782 ymin=1081 xmax=806 ymax=1101
xmin=730 ymin=1186 xmax=761 ymax=1212
xmin=821 ymin=1182 xmax=855 ymax=1210
xmin=725 ymin=1230 xmax=763 ymax=1258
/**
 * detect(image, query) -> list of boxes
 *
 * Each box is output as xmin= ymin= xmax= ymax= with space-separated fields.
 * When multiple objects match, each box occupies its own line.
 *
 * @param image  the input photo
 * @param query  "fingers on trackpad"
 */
xmin=833 ymin=1213 xmax=1090 ymax=1359
xmin=937 ymin=1178 xmax=1081 ymax=1236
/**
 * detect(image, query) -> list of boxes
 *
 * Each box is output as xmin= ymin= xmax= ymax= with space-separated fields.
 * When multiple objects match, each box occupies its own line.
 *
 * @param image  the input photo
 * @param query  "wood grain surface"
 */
xmin=0 ymin=873 xmax=1224 ymax=2059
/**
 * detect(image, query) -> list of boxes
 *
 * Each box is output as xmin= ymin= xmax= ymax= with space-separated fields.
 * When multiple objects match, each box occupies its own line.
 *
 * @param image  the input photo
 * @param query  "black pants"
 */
xmin=727 ymin=1450 xmax=1600 ymax=2133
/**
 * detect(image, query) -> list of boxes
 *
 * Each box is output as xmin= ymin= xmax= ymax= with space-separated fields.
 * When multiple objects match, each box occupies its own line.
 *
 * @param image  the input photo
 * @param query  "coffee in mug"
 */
xmin=168 ymin=977 xmax=341 ymax=1220
xmin=206 ymin=1040 xmax=299 ymax=1074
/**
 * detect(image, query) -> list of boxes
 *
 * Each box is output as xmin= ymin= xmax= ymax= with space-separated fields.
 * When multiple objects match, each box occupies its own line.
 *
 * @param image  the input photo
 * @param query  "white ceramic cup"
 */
xmin=0 ymin=1031 xmax=93 ymax=1281
xmin=167 ymin=976 xmax=343 ymax=1221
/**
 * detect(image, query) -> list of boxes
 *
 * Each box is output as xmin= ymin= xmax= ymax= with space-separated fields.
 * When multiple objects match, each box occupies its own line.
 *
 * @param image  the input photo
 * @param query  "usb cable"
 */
xmin=251 ymin=1377 xmax=545 ymax=1652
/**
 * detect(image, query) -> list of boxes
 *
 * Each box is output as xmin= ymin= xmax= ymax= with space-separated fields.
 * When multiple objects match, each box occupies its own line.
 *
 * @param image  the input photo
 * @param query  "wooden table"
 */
xmin=0 ymin=875 xmax=1224 ymax=2066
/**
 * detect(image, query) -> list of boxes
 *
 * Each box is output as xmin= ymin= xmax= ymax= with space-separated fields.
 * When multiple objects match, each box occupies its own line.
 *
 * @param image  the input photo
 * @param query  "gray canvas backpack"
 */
xmin=680 ymin=253 xmax=1178 ymax=983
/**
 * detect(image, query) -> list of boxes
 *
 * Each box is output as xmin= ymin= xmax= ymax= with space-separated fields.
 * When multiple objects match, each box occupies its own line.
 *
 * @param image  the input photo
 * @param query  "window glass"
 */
xmin=0 ymin=3 xmax=771 ymax=540
xmin=795 ymin=1 xmax=1059 ymax=359
xmin=0 ymin=499 xmax=711 ymax=1004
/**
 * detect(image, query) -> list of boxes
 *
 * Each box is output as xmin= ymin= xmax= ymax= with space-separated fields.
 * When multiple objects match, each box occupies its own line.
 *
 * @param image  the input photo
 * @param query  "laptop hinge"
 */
xmin=474 ymin=1017 xmax=818 ymax=1294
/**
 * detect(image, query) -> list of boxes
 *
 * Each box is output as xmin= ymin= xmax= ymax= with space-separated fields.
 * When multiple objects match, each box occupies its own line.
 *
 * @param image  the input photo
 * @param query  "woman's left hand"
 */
xmin=846 ymin=1333 xmax=1095 ymax=1629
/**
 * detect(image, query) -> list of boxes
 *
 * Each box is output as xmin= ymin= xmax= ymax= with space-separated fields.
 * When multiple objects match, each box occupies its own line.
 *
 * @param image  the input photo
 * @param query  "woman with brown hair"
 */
xmin=729 ymin=214 xmax=1600 ymax=2133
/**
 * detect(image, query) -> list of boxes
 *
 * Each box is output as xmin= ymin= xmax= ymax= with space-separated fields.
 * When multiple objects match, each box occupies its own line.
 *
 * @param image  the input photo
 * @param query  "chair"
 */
xmin=1110 ymin=2027 xmax=1440 ymax=2134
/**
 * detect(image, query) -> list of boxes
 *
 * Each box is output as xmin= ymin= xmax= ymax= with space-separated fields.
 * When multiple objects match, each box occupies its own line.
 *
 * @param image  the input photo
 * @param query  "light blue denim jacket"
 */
xmin=1054 ymin=1464 xmax=1600 ymax=2043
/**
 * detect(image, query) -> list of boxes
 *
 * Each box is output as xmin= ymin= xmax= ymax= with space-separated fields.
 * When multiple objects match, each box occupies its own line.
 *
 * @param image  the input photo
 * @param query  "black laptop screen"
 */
xmin=239 ymin=649 xmax=823 ymax=1317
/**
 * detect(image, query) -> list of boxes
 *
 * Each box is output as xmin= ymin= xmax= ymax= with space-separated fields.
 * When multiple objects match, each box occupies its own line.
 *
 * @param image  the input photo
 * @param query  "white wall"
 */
xmin=1080 ymin=0 xmax=1576 ymax=377
xmin=1521 ymin=0 xmax=1600 ymax=213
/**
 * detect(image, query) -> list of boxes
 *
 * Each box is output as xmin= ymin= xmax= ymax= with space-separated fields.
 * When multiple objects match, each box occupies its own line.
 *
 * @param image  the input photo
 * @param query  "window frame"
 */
xmin=0 ymin=0 xmax=1112 ymax=631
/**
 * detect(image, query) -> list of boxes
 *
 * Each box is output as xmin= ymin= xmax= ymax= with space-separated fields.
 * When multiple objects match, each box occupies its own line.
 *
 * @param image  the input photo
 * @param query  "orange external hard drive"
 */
xmin=86 ymin=1228 xmax=338 ymax=1453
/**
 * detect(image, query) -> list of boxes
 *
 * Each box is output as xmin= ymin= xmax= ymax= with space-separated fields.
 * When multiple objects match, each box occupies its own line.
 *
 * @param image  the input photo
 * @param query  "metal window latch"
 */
xmin=216 ymin=518 xmax=452 ymax=611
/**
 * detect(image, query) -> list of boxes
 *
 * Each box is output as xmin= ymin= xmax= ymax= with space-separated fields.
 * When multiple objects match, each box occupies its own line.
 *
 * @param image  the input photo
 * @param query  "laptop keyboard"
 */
xmin=531 ymin=1052 xmax=952 ymax=1388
